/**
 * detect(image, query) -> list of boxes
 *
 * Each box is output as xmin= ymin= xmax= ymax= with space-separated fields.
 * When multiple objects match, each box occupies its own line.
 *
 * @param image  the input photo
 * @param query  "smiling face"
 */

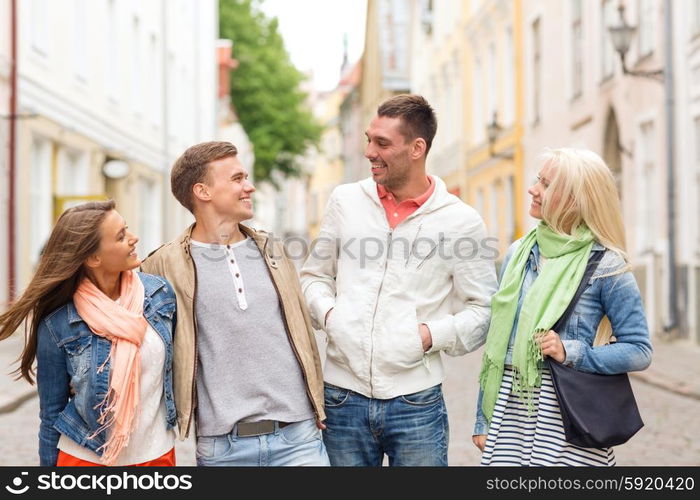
xmin=528 ymin=162 xmax=556 ymax=220
xmin=199 ymin=155 xmax=255 ymax=222
xmin=87 ymin=210 xmax=141 ymax=273
xmin=364 ymin=115 xmax=414 ymax=192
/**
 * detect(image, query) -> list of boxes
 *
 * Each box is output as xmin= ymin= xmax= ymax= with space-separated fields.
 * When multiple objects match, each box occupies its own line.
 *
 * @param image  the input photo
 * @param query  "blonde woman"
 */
xmin=472 ymin=148 xmax=652 ymax=466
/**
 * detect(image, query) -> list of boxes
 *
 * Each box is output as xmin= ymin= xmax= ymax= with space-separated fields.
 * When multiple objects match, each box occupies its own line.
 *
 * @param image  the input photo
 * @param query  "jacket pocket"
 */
xmin=323 ymin=300 xmax=361 ymax=371
xmin=152 ymin=301 xmax=176 ymax=339
xmin=381 ymin=308 xmax=424 ymax=373
xmin=156 ymin=300 xmax=176 ymax=319
xmin=563 ymin=314 xmax=581 ymax=341
xmin=58 ymin=335 xmax=92 ymax=376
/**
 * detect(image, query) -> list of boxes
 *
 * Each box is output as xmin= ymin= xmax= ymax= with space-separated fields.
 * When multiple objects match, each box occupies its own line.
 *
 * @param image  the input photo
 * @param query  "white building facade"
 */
xmin=1 ymin=0 xmax=11 ymax=304
xmin=14 ymin=0 xmax=217 ymax=289
xmin=521 ymin=0 xmax=699 ymax=342
xmin=674 ymin=0 xmax=700 ymax=343
xmin=409 ymin=0 xmax=465 ymax=195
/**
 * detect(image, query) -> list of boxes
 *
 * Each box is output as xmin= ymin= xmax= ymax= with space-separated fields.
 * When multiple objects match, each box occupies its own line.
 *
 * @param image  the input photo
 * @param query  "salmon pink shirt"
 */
xmin=377 ymin=176 xmax=435 ymax=229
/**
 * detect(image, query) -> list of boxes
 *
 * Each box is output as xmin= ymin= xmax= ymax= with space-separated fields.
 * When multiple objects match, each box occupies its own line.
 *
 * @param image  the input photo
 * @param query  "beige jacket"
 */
xmin=141 ymin=224 xmax=325 ymax=439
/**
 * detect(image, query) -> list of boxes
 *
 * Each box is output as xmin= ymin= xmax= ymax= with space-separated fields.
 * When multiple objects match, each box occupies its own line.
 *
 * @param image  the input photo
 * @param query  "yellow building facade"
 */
xmin=307 ymin=88 xmax=346 ymax=240
xmin=462 ymin=0 xmax=525 ymax=261
xmin=361 ymin=0 xmax=413 ymax=128
xmin=410 ymin=0 xmax=469 ymax=198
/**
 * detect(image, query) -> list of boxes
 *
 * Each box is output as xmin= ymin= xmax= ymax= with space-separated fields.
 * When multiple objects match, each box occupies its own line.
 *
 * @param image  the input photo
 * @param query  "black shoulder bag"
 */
xmin=546 ymin=250 xmax=644 ymax=449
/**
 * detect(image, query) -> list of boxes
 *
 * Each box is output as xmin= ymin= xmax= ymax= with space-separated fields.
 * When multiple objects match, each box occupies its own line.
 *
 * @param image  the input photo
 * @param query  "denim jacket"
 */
xmin=473 ymin=240 xmax=652 ymax=436
xmin=36 ymin=272 xmax=177 ymax=466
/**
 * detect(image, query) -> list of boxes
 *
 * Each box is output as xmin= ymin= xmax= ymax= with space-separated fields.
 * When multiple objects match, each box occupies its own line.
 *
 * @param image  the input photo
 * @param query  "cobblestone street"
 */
xmin=1 ymin=345 xmax=698 ymax=466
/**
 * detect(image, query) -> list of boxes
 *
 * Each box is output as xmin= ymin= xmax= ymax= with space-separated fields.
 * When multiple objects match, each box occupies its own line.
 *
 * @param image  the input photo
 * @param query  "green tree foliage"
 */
xmin=220 ymin=0 xmax=322 ymax=182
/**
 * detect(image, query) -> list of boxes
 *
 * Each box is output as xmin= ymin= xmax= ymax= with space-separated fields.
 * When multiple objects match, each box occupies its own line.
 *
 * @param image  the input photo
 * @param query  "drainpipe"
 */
xmin=161 ymin=0 xmax=170 ymax=241
xmin=663 ymin=0 xmax=678 ymax=333
xmin=8 ymin=0 xmax=17 ymax=301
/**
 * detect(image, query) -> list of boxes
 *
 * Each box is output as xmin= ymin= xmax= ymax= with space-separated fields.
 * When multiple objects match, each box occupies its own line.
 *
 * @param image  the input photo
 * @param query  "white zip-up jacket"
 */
xmin=300 ymin=176 xmax=498 ymax=399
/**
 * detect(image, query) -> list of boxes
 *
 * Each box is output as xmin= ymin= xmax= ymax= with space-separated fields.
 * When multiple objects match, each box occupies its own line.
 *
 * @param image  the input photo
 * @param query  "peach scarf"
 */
xmin=73 ymin=270 xmax=148 ymax=465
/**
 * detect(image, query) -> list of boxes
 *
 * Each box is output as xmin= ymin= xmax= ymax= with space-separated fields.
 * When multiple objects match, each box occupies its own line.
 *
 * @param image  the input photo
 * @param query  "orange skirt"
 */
xmin=57 ymin=448 xmax=175 ymax=466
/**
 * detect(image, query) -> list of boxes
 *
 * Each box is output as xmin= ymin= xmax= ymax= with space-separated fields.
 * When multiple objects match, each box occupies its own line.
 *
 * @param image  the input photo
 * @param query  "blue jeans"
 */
xmin=322 ymin=383 xmax=449 ymax=466
xmin=195 ymin=418 xmax=330 ymax=466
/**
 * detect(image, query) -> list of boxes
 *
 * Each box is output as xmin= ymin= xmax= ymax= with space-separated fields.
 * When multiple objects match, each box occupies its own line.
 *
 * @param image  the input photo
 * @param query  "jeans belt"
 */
xmin=235 ymin=420 xmax=292 ymax=437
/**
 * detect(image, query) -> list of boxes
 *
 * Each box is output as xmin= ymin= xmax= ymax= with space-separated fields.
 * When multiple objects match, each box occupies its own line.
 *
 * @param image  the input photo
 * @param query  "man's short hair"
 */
xmin=171 ymin=141 xmax=238 ymax=213
xmin=377 ymin=94 xmax=437 ymax=154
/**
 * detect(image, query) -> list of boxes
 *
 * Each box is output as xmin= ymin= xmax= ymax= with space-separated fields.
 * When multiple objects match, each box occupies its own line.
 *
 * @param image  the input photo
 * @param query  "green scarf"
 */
xmin=478 ymin=222 xmax=594 ymax=422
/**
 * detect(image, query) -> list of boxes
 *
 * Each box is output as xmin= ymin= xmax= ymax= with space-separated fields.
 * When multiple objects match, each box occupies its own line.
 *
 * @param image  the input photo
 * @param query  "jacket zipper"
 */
xmin=416 ymin=233 xmax=443 ymax=270
xmin=367 ymin=230 xmax=392 ymax=397
xmin=185 ymin=242 xmax=199 ymax=439
xmin=405 ymin=223 xmax=423 ymax=267
xmin=261 ymin=238 xmax=321 ymax=422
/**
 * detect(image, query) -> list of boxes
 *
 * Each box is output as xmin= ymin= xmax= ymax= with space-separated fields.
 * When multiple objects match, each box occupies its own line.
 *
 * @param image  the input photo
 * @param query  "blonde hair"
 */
xmin=539 ymin=147 xmax=628 ymax=345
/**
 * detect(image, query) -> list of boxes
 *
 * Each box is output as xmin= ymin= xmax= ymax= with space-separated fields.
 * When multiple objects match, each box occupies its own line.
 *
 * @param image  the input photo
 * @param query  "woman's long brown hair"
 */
xmin=0 ymin=200 xmax=116 ymax=383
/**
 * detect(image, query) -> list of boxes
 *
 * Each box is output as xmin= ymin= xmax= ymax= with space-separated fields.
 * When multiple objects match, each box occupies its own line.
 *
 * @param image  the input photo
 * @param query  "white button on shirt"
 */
xmin=192 ymin=238 xmax=249 ymax=310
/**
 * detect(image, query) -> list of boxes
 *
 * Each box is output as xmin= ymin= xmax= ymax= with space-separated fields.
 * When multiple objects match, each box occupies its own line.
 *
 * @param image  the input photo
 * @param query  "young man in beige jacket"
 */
xmin=142 ymin=141 xmax=328 ymax=466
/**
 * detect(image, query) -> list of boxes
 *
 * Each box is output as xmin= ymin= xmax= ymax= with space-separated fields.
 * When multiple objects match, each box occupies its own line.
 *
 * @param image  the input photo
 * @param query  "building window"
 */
xmin=310 ymin=192 xmax=319 ymax=225
xmin=637 ymin=121 xmax=656 ymax=252
xmin=473 ymin=56 xmax=484 ymax=144
xmin=31 ymin=0 xmax=50 ymax=56
xmin=442 ymin=63 xmax=452 ymax=142
xmin=503 ymin=27 xmax=515 ymax=125
xmin=505 ymin=175 xmax=515 ymax=244
xmin=601 ymin=0 xmax=615 ymax=81
xmin=476 ymin=187 xmax=485 ymax=221
xmin=148 ymin=34 xmax=160 ymax=127
xmin=695 ymin=117 xmax=700 ymax=250
xmin=138 ymin=178 xmax=162 ymax=257
xmin=105 ymin=0 xmax=119 ymax=101
xmin=451 ymin=51 xmax=462 ymax=140
xmin=638 ymin=0 xmax=654 ymax=57
xmin=489 ymin=182 xmax=499 ymax=239
xmin=692 ymin=0 xmax=700 ymax=37
xmin=571 ymin=0 xmax=584 ymax=99
xmin=57 ymin=148 xmax=89 ymax=195
xmin=487 ymin=42 xmax=497 ymax=123
xmin=131 ymin=16 xmax=142 ymax=117
xmin=73 ymin=0 xmax=87 ymax=80
xmin=29 ymin=138 xmax=53 ymax=267
xmin=532 ymin=18 xmax=542 ymax=125
xmin=421 ymin=0 xmax=434 ymax=35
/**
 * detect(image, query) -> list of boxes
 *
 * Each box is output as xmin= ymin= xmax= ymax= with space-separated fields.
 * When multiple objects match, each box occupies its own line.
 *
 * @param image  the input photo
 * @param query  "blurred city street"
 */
xmin=1 ymin=331 xmax=699 ymax=466
xmin=1 ymin=0 xmax=700 ymax=468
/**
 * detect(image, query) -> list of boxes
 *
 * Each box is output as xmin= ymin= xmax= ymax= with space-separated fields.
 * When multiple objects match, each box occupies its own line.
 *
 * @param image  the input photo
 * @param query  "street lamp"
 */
xmin=608 ymin=3 xmax=664 ymax=82
xmin=608 ymin=1 xmax=679 ymax=334
xmin=486 ymin=112 xmax=514 ymax=160
xmin=102 ymin=159 xmax=131 ymax=180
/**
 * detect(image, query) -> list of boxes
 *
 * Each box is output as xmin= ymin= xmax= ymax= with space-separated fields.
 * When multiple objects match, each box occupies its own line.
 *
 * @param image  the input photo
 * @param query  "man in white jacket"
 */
xmin=300 ymin=94 xmax=498 ymax=466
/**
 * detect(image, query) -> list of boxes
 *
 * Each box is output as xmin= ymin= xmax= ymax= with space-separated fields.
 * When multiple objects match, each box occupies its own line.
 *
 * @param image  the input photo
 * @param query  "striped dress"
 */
xmin=481 ymin=366 xmax=616 ymax=466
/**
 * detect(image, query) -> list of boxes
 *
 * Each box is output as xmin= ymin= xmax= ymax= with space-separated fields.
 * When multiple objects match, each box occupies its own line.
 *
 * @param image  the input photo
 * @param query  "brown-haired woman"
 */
xmin=0 ymin=201 xmax=178 ymax=466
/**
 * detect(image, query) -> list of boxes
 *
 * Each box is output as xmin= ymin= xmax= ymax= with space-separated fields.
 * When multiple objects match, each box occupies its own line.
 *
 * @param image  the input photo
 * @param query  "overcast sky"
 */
xmin=259 ymin=0 xmax=367 ymax=91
